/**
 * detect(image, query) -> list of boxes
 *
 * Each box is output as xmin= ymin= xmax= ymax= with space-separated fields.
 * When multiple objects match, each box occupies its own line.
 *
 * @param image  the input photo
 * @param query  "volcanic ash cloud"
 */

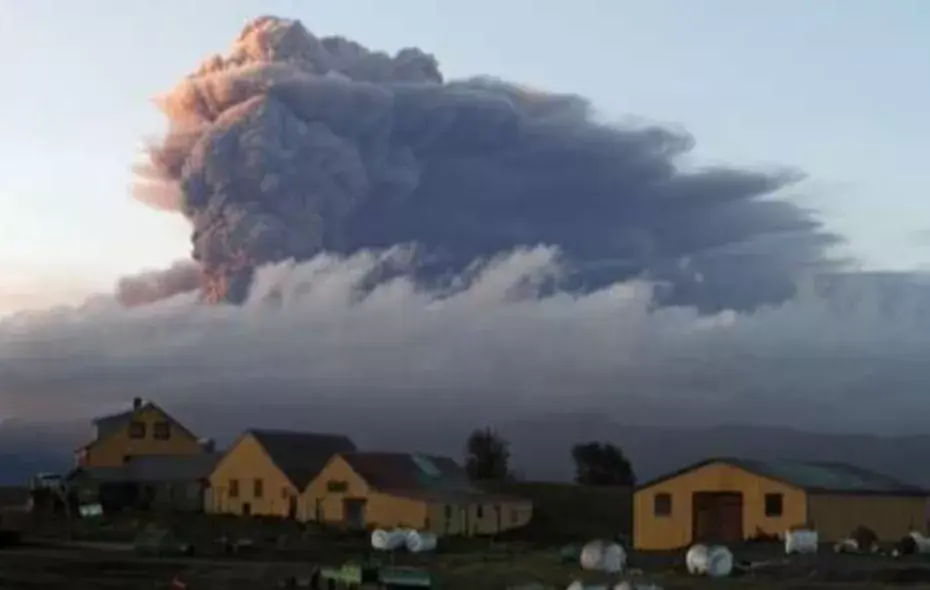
xmin=134 ymin=15 xmax=837 ymax=312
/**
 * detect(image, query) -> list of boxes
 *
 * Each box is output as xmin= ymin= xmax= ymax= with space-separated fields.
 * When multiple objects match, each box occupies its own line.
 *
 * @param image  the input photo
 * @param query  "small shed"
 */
xmin=634 ymin=457 xmax=930 ymax=550
xmin=306 ymin=451 xmax=532 ymax=536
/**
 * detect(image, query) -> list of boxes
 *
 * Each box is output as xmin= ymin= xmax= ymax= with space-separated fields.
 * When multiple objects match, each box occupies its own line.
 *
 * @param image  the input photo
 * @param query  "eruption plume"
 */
xmin=115 ymin=261 xmax=202 ymax=307
xmin=135 ymin=16 xmax=837 ymax=311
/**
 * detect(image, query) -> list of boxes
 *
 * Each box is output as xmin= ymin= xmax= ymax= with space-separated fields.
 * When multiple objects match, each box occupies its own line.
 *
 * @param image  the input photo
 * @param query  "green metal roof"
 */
xmin=728 ymin=458 xmax=927 ymax=494
xmin=638 ymin=457 xmax=929 ymax=496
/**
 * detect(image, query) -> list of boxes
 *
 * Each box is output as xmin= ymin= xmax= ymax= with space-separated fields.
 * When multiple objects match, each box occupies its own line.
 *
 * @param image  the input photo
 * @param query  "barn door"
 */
xmin=692 ymin=492 xmax=743 ymax=544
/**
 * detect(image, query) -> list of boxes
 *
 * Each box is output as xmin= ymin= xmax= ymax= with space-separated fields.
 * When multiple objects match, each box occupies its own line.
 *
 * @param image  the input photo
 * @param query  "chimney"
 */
xmin=132 ymin=397 xmax=142 ymax=411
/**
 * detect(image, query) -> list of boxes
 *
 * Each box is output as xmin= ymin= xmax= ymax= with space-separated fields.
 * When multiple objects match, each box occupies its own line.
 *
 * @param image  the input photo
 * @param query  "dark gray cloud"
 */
xmin=134 ymin=16 xmax=838 ymax=311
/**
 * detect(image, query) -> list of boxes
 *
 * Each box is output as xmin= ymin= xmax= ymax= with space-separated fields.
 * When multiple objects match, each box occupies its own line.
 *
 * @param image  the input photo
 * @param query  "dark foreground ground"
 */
xmin=3 ymin=511 xmax=930 ymax=589
xmin=5 ymin=542 xmax=930 ymax=590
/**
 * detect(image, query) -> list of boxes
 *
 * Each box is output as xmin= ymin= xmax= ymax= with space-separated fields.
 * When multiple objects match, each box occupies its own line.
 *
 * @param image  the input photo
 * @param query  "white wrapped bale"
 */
xmin=579 ymin=540 xmax=626 ymax=573
xmin=600 ymin=543 xmax=627 ymax=573
xmin=686 ymin=544 xmax=731 ymax=577
xmin=785 ymin=529 xmax=818 ymax=554
xmin=580 ymin=540 xmax=606 ymax=570
xmin=371 ymin=528 xmax=407 ymax=550
xmin=685 ymin=544 xmax=709 ymax=575
xmin=909 ymin=531 xmax=930 ymax=554
xmin=706 ymin=545 xmax=733 ymax=578
xmin=833 ymin=537 xmax=858 ymax=553
xmin=405 ymin=531 xmax=438 ymax=553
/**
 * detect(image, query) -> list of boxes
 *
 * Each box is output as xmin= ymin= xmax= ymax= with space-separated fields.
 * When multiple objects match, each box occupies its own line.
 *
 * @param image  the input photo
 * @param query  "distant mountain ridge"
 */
xmin=0 ymin=418 xmax=82 ymax=484
xmin=2 ymin=415 xmax=929 ymax=487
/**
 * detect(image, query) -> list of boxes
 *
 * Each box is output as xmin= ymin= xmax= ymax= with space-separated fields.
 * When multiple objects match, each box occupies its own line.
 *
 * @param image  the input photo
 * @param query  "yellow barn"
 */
xmin=75 ymin=398 xmax=205 ymax=468
xmin=634 ymin=457 xmax=930 ymax=550
xmin=305 ymin=452 xmax=533 ymax=536
xmin=206 ymin=429 xmax=356 ymax=519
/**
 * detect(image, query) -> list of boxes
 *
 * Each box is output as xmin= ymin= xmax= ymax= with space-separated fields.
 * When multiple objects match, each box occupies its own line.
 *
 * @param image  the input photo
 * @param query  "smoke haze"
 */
xmin=3 ymin=247 xmax=930 ymax=437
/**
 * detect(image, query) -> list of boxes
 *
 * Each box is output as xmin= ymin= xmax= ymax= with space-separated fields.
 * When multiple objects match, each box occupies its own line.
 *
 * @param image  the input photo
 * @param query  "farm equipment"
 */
xmin=378 ymin=566 xmax=432 ymax=589
xmin=318 ymin=561 xmax=380 ymax=589
xmin=317 ymin=559 xmax=433 ymax=589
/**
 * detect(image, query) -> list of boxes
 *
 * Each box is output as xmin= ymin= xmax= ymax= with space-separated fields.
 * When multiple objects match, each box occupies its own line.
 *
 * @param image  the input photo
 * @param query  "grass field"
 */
xmin=4 ymin=542 xmax=930 ymax=589
xmin=12 ymin=510 xmax=930 ymax=589
xmin=14 ymin=501 xmax=930 ymax=589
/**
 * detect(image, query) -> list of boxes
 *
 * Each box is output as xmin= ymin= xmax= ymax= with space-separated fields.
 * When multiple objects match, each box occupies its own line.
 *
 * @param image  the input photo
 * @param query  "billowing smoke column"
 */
xmin=134 ymin=16 xmax=837 ymax=311
xmin=115 ymin=261 xmax=201 ymax=307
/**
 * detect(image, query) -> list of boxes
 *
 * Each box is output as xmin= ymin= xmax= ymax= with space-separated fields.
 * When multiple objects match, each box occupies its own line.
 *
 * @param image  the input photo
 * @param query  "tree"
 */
xmin=571 ymin=441 xmax=636 ymax=486
xmin=465 ymin=427 xmax=512 ymax=481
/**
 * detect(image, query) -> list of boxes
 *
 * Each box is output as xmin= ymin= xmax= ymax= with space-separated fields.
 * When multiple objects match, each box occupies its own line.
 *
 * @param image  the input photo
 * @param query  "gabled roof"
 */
xmin=339 ymin=452 xmax=520 ymax=503
xmin=637 ymin=457 xmax=930 ymax=497
xmin=93 ymin=409 xmax=136 ymax=440
xmin=79 ymin=401 xmax=199 ymax=451
xmin=248 ymin=429 xmax=356 ymax=490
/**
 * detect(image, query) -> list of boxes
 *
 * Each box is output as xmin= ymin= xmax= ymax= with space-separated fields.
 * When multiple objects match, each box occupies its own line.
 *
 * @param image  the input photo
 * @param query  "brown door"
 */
xmin=343 ymin=498 xmax=367 ymax=529
xmin=692 ymin=492 xmax=743 ymax=544
xmin=288 ymin=496 xmax=298 ymax=519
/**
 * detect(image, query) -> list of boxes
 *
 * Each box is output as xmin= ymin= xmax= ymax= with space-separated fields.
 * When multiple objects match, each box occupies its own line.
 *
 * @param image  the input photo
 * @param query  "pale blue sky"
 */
xmin=1 ymin=0 xmax=928 ymax=309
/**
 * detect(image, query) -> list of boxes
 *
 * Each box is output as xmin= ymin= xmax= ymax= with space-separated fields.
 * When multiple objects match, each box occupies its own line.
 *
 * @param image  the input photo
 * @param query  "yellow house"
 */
xmin=75 ymin=398 xmax=206 ymax=468
xmin=634 ymin=457 xmax=930 ymax=550
xmin=305 ymin=452 xmax=533 ymax=536
xmin=206 ymin=430 xmax=356 ymax=518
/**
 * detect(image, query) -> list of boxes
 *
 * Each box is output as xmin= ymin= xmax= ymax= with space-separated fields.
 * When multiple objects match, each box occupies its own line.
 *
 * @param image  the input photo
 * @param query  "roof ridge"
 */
xmin=638 ymin=456 xmax=929 ymax=495
xmin=248 ymin=428 xmax=350 ymax=438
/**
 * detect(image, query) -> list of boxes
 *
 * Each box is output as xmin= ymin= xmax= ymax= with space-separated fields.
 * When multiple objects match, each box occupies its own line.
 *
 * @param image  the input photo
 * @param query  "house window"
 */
xmin=476 ymin=505 xmax=484 ymax=518
xmin=128 ymin=420 xmax=146 ymax=439
xmin=254 ymin=478 xmax=264 ymax=498
xmin=229 ymin=479 xmax=239 ymax=498
xmin=764 ymin=493 xmax=783 ymax=517
xmin=281 ymin=488 xmax=290 ymax=500
xmin=653 ymin=492 xmax=672 ymax=516
xmin=511 ymin=508 xmax=520 ymax=524
xmin=444 ymin=505 xmax=453 ymax=519
xmin=326 ymin=480 xmax=348 ymax=493
xmin=153 ymin=421 xmax=171 ymax=440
